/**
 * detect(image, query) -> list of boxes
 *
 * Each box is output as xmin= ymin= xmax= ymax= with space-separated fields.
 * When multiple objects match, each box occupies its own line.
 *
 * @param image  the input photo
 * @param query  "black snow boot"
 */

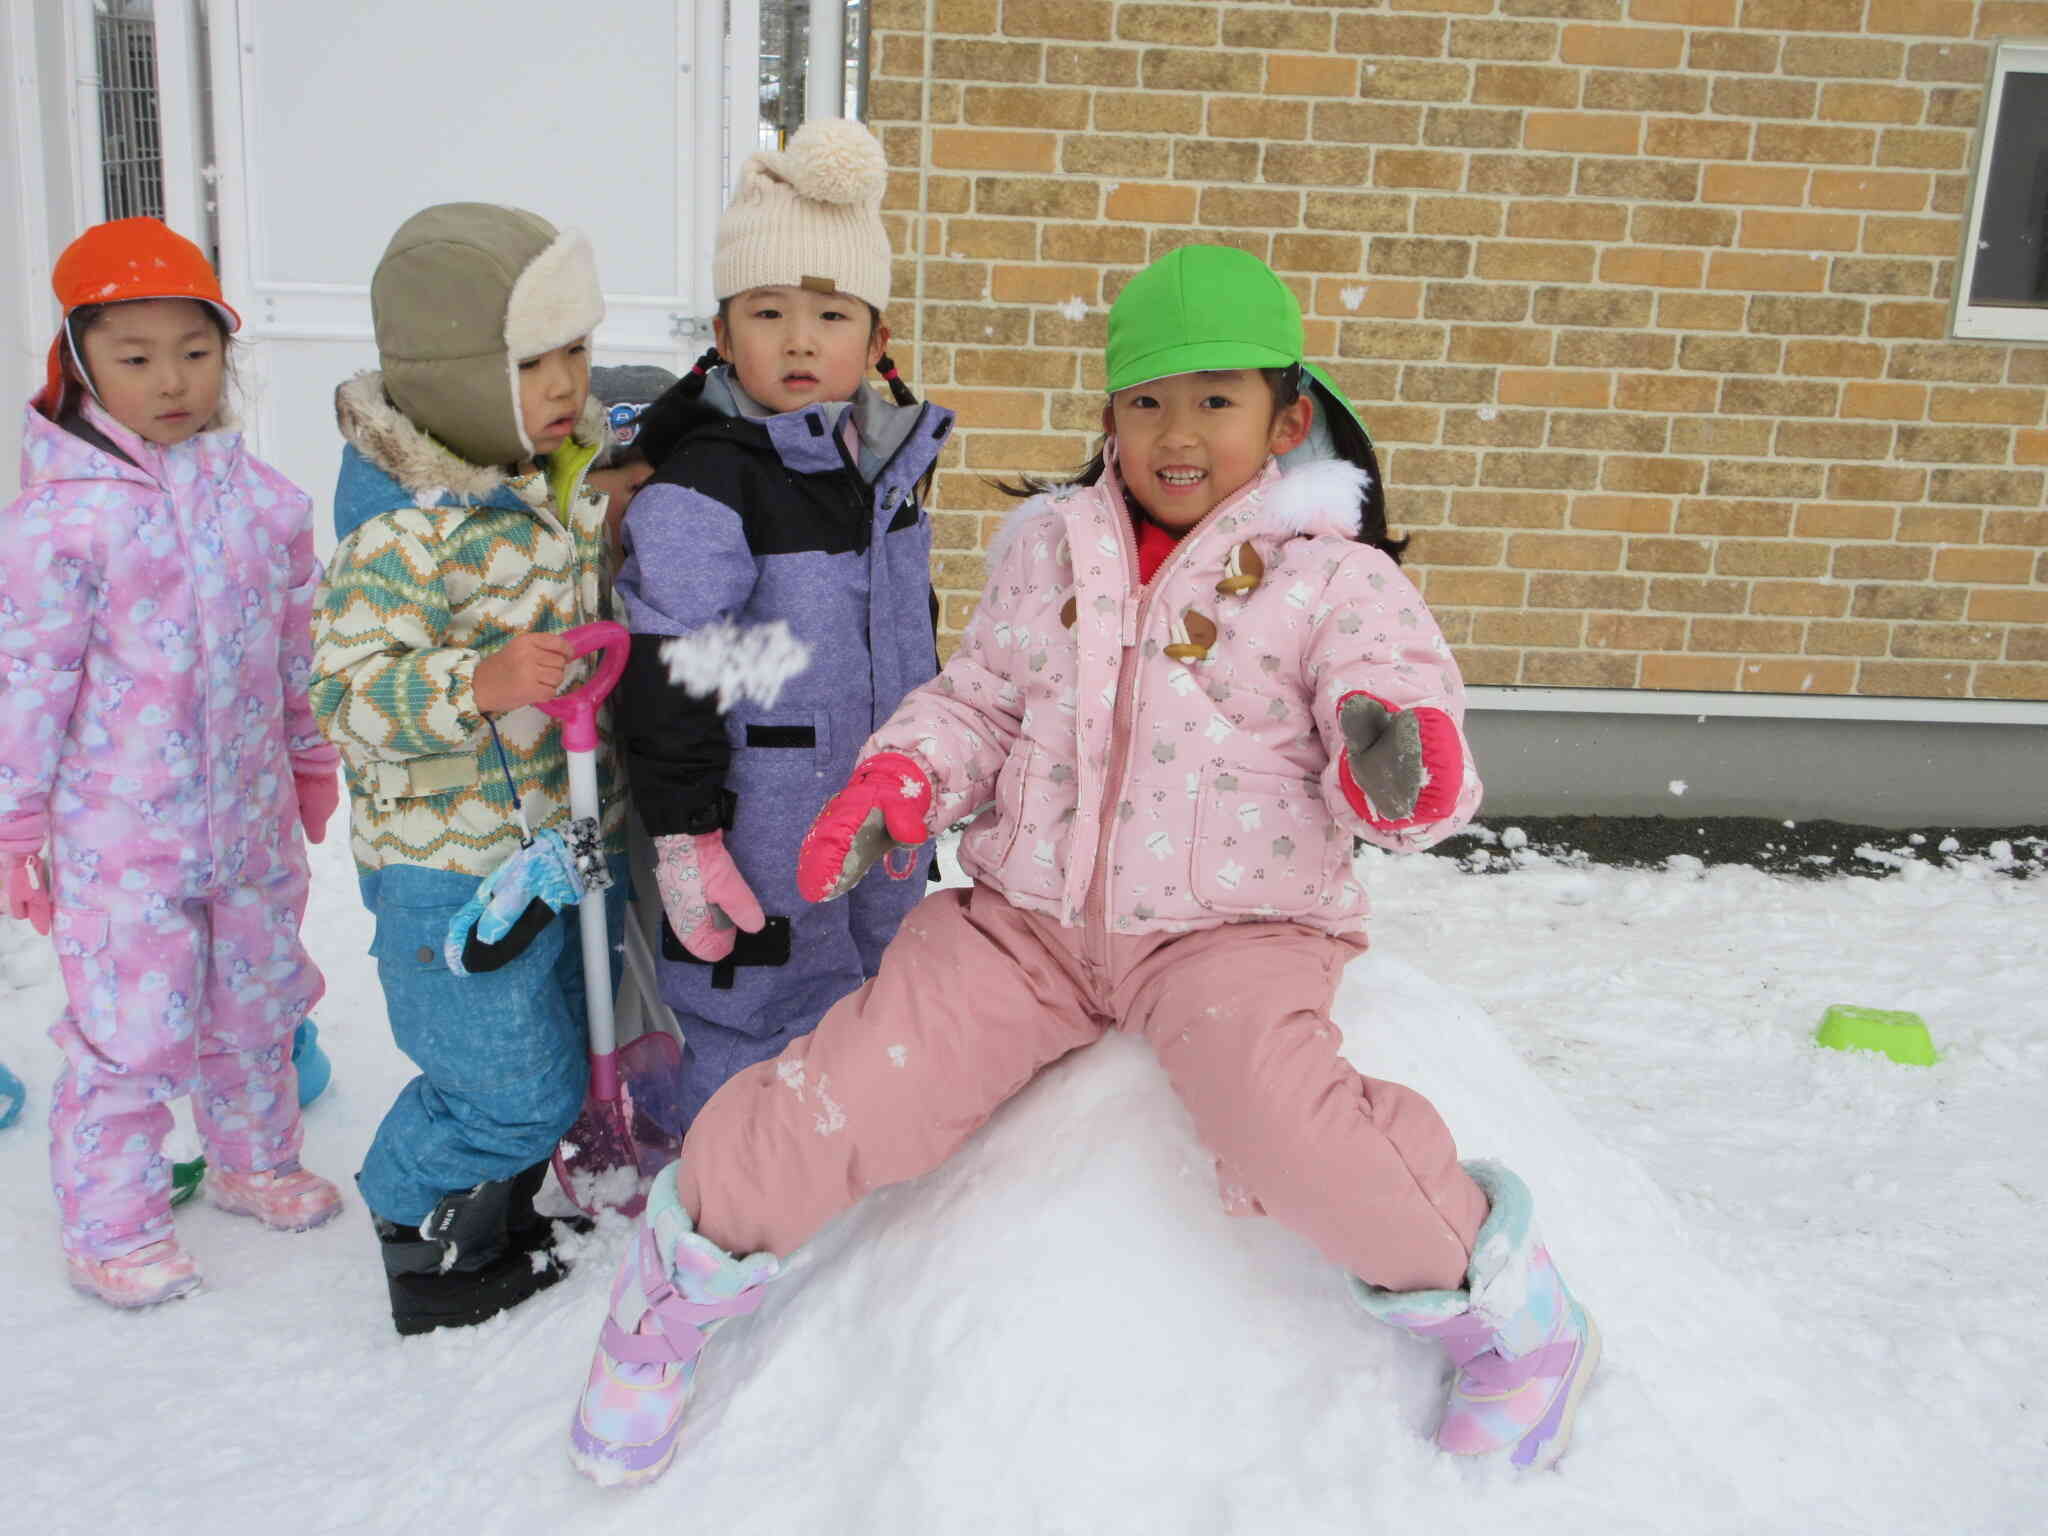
xmin=376 ymin=1177 xmax=569 ymax=1337
xmin=506 ymin=1158 xmax=594 ymax=1256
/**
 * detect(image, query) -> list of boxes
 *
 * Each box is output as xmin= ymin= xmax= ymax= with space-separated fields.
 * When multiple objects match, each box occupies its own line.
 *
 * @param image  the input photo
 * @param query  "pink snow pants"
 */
xmin=678 ymin=883 xmax=1486 ymax=1293
xmin=46 ymin=798 xmax=317 ymax=1260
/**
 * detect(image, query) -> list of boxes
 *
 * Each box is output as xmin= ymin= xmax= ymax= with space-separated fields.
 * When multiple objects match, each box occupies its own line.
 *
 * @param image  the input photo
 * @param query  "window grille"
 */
xmin=755 ymin=0 xmax=869 ymax=151
xmin=95 ymin=0 xmax=164 ymax=222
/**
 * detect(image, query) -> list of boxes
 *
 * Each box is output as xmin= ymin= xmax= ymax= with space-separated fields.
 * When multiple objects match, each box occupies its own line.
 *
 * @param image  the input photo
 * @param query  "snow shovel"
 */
xmin=540 ymin=621 xmax=689 ymax=1219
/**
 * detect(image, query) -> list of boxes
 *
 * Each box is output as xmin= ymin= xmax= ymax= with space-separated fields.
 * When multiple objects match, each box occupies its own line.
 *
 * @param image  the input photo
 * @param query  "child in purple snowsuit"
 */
xmin=614 ymin=120 xmax=953 ymax=1127
xmin=0 ymin=217 xmax=344 ymax=1309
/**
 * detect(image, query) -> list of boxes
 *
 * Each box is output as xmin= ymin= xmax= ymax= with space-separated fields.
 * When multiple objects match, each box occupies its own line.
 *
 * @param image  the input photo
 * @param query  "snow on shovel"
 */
xmin=540 ymin=621 xmax=689 ymax=1218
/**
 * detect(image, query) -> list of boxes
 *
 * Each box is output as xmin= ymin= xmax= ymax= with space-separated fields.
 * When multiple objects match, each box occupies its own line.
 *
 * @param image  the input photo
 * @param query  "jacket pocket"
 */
xmin=361 ymin=753 xmax=482 ymax=810
xmin=744 ymin=723 xmax=816 ymax=749
xmin=364 ymin=864 xmax=485 ymax=964
xmin=51 ymin=905 xmax=110 ymax=960
xmin=965 ymin=741 xmax=1077 ymax=903
xmin=1189 ymin=766 xmax=1343 ymax=919
xmin=661 ymin=913 xmax=792 ymax=988
xmin=730 ymin=707 xmax=831 ymax=778
xmin=958 ymin=739 xmax=1031 ymax=882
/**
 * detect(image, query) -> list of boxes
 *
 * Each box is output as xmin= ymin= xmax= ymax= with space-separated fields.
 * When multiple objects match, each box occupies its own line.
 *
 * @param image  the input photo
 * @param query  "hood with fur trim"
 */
xmin=331 ymin=370 xmax=607 ymax=539
xmin=987 ymin=456 xmax=1369 ymax=576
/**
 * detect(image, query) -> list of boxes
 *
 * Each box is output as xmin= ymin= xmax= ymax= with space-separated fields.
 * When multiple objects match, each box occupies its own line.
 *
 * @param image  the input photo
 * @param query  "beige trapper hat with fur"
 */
xmin=370 ymin=202 xmax=605 ymax=467
xmin=713 ymin=119 xmax=891 ymax=311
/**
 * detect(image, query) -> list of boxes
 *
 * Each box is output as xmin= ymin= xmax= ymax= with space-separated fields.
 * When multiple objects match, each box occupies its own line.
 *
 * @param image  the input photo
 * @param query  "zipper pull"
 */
xmin=1120 ymin=598 xmax=1139 ymax=649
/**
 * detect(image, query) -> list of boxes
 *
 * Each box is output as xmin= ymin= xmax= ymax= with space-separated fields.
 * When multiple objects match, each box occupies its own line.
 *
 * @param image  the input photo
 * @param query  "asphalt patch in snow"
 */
xmin=1430 ymin=814 xmax=2048 ymax=878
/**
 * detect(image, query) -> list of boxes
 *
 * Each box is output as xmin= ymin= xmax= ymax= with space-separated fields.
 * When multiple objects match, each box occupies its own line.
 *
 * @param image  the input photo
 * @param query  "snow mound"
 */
xmin=5 ymin=836 xmax=2039 ymax=1533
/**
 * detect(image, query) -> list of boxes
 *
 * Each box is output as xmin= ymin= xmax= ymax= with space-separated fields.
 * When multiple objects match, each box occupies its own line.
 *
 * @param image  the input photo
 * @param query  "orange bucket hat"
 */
xmin=37 ymin=216 xmax=242 ymax=414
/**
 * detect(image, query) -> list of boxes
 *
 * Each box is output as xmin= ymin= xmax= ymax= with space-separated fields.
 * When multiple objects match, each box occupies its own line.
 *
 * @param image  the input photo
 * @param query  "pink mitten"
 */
xmin=295 ymin=769 xmax=342 ymax=845
xmin=1337 ymin=690 xmax=1464 ymax=830
xmin=3 ymin=852 xmax=52 ymax=936
xmin=653 ymin=831 xmax=766 ymax=962
xmin=796 ymin=753 xmax=934 ymax=904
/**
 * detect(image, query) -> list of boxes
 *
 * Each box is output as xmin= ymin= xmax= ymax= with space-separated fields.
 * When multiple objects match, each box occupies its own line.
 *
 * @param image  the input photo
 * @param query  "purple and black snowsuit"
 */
xmin=614 ymin=372 xmax=953 ymax=1125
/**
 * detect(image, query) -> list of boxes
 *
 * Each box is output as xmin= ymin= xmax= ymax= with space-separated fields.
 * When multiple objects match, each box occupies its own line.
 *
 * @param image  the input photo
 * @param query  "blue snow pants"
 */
xmin=356 ymin=860 xmax=624 ymax=1226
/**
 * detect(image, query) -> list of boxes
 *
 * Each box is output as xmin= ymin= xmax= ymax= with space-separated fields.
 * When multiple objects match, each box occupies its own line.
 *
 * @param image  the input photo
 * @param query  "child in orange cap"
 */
xmin=0 ymin=217 xmax=345 ymax=1307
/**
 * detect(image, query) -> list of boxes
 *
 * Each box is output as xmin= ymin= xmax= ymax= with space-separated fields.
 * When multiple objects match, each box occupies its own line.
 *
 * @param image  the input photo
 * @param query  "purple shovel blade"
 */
xmin=554 ymin=1080 xmax=649 ymax=1218
xmin=553 ymin=1033 xmax=688 ymax=1216
xmin=618 ymin=1030 xmax=689 ymax=1178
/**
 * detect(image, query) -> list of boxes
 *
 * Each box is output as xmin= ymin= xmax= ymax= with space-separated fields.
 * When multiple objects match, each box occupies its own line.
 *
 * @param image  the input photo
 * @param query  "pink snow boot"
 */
xmin=568 ymin=1162 xmax=779 ymax=1486
xmin=1351 ymin=1161 xmax=1600 ymax=1471
xmin=207 ymin=1162 xmax=343 ymax=1232
xmin=67 ymin=1238 xmax=202 ymax=1308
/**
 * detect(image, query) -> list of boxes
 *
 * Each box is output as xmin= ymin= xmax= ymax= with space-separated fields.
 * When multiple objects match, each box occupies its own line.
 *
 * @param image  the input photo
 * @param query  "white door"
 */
xmin=206 ymin=0 xmax=734 ymax=545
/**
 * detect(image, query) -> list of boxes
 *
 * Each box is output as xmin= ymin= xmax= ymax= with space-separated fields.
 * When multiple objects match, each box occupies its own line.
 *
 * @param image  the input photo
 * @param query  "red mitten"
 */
xmin=3 ymin=852 xmax=52 ymax=935
xmin=295 ymin=769 xmax=342 ymax=845
xmin=796 ymin=753 xmax=934 ymax=903
xmin=1337 ymin=691 xmax=1464 ymax=830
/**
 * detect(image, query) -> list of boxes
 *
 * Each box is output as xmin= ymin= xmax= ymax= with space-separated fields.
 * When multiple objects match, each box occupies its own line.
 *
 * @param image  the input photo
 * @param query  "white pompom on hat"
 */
xmin=713 ymin=118 xmax=892 ymax=311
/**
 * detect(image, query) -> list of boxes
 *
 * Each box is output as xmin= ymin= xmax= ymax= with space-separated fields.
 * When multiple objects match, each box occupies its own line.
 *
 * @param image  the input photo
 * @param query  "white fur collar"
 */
xmin=334 ymin=370 xmax=608 ymax=502
xmin=990 ymin=454 xmax=1370 ymax=571
xmin=1253 ymin=456 xmax=1369 ymax=540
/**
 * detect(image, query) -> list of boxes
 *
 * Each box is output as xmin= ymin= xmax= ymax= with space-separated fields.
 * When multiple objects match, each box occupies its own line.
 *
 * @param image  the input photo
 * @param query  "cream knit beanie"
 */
xmin=713 ymin=119 xmax=891 ymax=311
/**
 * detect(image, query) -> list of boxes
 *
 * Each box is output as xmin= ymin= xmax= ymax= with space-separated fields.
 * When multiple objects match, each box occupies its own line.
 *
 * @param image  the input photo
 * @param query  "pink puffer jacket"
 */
xmin=867 ymin=455 xmax=1481 ymax=938
xmin=0 ymin=400 xmax=336 ymax=861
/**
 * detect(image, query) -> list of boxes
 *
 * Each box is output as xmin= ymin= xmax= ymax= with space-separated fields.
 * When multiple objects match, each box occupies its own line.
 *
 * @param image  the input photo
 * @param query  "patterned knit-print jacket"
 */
xmin=0 ymin=398 xmax=338 ymax=875
xmin=309 ymin=372 xmax=623 ymax=879
xmin=867 ymin=455 xmax=1482 ymax=938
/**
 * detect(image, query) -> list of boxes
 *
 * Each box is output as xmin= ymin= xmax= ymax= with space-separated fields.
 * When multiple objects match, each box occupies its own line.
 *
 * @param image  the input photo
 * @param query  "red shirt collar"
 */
xmin=1130 ymin=502 xmax=1182 ymax=585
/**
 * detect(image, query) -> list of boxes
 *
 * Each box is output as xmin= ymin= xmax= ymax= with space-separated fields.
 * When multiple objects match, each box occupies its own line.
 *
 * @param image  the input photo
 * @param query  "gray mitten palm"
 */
xmin=1340 ymin=693 xmax=1427 ymax=822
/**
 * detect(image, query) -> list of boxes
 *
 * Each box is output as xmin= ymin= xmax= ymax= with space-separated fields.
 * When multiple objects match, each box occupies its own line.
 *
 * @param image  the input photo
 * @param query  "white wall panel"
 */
xmin=239 ymin=2 xmax=684 ymax=292
xmin=208 ymin=0 xmax=724 ymax=522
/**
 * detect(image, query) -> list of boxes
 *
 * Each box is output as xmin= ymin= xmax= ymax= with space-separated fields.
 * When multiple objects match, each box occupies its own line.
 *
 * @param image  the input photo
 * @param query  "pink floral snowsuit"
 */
xmin=678 ymin=455 xmax=1493 ymax=1293
xmin=0 ymin=400 xmax=337 ymax=1260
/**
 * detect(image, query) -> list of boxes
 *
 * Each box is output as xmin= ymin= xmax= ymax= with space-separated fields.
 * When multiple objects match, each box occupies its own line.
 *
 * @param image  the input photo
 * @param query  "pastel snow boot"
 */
xmin=291 ymin=1019 xmax=332 ymax=1108
xmin=376 ymin=1176 xmax=570 ymax=1336
xmin=1351 ymin=1161 xmax=1600 ymax=1471
xmin=66 ymin=1238 xmax=202 ymax=1308
xmin=208 ymin=1162 xmax=344 ymax=1232
xmin=568 ymin=1162 xmax=780 ymax=1486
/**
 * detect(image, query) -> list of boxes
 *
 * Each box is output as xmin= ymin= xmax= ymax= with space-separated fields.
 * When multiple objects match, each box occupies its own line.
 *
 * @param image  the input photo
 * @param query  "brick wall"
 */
xmin=867 ymin=0 xmax=2048 ymax=702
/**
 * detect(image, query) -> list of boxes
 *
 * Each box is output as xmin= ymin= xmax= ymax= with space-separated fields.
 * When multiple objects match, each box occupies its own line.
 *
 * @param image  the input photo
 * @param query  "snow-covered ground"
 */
xmin=4 ymin=829 xmax=2043 ymax=1535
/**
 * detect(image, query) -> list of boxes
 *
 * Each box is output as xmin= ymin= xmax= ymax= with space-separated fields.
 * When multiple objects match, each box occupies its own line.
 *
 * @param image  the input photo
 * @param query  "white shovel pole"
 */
xmin=537 ymin=621 xmax=632 ymax=1103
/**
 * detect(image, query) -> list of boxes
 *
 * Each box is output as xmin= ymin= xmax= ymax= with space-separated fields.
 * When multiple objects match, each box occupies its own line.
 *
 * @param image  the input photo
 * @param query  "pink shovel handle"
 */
xmin=536 ymin=621 xmax=631 ymax=752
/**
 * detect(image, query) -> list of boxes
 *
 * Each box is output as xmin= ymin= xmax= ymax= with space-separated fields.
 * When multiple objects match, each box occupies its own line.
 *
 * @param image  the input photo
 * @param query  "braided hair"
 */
xmin=633 ymin=317 xmax=925 ymax=477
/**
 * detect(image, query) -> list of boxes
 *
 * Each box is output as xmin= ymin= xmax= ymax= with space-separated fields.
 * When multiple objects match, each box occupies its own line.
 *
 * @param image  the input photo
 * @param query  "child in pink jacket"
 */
xmin=0 ymin=218 xmax=343 ymax=1308
xmin=566 ymin=247 xmax=1600 ymax=1484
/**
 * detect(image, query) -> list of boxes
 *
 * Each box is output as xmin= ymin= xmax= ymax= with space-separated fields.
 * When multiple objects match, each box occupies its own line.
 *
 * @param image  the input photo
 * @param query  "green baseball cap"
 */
xmin=1106 ymin=245 xmax=1303 ymax=393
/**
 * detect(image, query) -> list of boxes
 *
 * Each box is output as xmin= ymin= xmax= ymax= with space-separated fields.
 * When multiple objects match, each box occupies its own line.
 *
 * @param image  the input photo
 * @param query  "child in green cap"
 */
xmin=565 ymin=246 xmax=1598 ymax=1485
